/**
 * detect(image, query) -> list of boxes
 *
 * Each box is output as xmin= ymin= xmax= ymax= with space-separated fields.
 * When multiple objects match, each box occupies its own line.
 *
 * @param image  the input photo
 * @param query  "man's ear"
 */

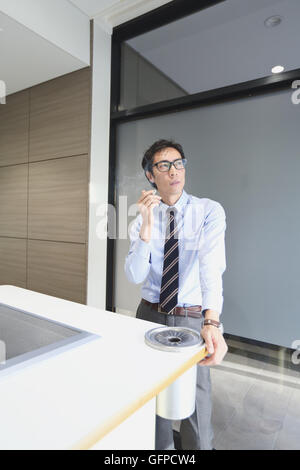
xmin=145 ymin=170 xmax=154 ymax=184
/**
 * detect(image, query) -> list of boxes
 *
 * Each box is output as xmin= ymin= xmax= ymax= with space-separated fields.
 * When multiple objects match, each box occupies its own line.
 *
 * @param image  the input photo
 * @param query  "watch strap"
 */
xmin=203 ymin=319 xmax=221 ymax=328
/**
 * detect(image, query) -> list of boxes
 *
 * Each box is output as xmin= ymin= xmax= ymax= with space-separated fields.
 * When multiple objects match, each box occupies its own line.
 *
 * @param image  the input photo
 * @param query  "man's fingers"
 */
xmin=199 ymin=334 xmax=228 ymax=367
xmin=142 ymin=189 xmax=155 ymax=194
xmin=140 ymin=189 xmax=156 ymax=199
xmin=199 ymin=356 xmax=215 ymax=367
xmin=150 ymin=201 xmax=160 ymax=209
xmin=198 ymin=347 xmax=216 ymax=366
xmin=138 ymin=190 xmax=153 ymax=204
xmin=138 ymin=198 xmax=160 ymax=218
xmin=203 ymin=331 xmax=214 ymax=355
xmin=138 ymin=192 xmax=161 ymax=205
xmin=144 ymin=196 xmax=161 ymax=207
xmin=199 ymin=347 xmax=218 ymax=366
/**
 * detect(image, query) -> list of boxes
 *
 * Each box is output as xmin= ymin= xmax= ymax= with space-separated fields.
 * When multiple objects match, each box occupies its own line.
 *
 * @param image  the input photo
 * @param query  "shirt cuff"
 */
xmin=202 ymin=294 xmax=223 ymax=316
xmin=133 ymin=237 xmax=151 ymax=259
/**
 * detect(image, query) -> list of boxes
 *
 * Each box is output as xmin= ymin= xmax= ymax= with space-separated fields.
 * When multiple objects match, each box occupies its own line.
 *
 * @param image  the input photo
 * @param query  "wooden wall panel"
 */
xmin=27 ymin=240 xmax=86 ymax=304
xmin=29 ymin=68 xmax=91 ymax=162
xmin=0 ymin=90 xmax=29 ymax=167
xmin=0 ymin=238 xmax=27 ymax=288
xmin=0 ymin=67 xmax=91 ymax=303
xmin=28 ymin=155 xmax=89 ymax=243
xmin=0 ymin=164 xmax=28 ymax=238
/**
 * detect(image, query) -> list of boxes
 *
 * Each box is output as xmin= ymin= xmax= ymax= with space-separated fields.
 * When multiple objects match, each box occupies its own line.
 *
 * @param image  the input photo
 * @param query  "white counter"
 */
xmin=0 ymin=286 xmax=206 ymax=450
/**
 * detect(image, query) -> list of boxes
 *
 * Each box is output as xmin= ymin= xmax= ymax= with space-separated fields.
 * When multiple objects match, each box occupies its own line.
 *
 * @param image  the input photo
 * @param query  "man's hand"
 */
xmin=138 ymin=189 xmax=161 ymax=243
xmin=199 ymin=325 xmax=228 ymax=367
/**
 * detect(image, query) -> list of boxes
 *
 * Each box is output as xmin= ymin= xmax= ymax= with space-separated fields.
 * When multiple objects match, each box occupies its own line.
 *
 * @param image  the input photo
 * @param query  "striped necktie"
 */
xmin=159 ymin=207 xmax=179 ymax=314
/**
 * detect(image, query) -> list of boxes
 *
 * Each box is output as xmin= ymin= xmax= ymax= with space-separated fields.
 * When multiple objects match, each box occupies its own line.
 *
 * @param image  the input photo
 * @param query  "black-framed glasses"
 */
xmin=152 ymin=158 xmax=187 ymax=173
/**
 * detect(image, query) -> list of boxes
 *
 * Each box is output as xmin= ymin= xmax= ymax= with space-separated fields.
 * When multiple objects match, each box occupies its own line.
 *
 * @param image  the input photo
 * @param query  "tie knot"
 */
xmin=167 ymin=207 xmax=177 ymax=218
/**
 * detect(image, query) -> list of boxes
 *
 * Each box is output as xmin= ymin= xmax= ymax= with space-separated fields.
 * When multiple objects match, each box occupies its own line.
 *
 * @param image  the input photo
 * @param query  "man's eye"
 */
xmin=159 ymin=163 xmax=169 ymax=169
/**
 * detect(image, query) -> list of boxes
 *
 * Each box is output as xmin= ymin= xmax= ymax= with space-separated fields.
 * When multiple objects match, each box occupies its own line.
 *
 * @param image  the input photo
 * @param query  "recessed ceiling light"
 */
xmin=264 ymin=15 xmax=283 ymax=28
xmin=272 ymin=65 xmax=285 ymax=74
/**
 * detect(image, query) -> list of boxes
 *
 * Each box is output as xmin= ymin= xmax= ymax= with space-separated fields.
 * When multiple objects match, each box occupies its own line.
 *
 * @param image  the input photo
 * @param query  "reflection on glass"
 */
xmin=119 ymin=0 xmax=300 ymax=110
xmin=120 ymin=43 xmax=188 ymax=110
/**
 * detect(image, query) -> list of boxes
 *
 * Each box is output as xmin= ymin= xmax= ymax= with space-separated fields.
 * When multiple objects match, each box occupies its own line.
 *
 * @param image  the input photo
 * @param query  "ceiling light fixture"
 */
xmin=264 ymin=15 xmax=283 ymax=28
xmin=272 ymin=65 xmax=285 ymax=74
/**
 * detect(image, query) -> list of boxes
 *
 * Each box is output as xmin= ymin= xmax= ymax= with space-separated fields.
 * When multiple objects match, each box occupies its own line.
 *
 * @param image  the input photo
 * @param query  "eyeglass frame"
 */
xmin=151 ymin=158 xmax=187 ymax=173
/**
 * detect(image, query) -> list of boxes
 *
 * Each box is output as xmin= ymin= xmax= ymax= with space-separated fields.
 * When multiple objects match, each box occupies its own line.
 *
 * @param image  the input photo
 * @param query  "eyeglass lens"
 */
xmin=156 ymin=159 xmax=186 ymax=172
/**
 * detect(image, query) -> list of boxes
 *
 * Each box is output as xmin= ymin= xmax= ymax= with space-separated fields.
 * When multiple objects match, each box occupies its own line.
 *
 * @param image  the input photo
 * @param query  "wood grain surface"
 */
xmin=27 ymin=239 xmax=87 ymax=304
xmin=0 ymin=90 xmax=29 ymax=167
xmin=28 ymin=155 xmax=89 ymax=243
xmin=0 ymin=164 xmax=28 ymax=238
xmin=0 ymin=237 xmax=27 ymax=288
xmin=29 ymin=68 xmax=91 ymax=162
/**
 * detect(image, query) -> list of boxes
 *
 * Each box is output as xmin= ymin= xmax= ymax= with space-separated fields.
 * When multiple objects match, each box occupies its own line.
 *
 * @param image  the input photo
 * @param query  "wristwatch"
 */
xmin=203 ymin=318 xmax=224 ymax=334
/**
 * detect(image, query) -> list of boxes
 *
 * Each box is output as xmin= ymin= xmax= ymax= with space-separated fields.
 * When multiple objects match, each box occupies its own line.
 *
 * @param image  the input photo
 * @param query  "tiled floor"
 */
xmin=210 ymin=353 xmax=300 ymax=450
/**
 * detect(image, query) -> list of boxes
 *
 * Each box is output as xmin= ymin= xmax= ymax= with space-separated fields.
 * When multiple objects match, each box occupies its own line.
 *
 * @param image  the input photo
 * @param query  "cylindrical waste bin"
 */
xmin=145 ymin=326 xmax=204 ymax=420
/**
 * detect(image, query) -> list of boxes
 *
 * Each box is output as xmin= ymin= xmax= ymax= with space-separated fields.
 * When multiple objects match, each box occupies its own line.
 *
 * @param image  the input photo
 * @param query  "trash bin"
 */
xmin=145 ymin=326 xmax=204 ymax=420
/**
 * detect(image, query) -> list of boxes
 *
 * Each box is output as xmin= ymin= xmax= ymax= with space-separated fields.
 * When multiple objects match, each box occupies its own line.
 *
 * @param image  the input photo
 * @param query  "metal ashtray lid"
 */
xmin=145 ymin=326 xmax=203 ymax=353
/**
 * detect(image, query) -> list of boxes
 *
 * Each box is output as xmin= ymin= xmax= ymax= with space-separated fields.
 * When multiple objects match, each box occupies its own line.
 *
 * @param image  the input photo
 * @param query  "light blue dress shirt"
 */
xmin=124 ymin=189 xmax=226 ymax=314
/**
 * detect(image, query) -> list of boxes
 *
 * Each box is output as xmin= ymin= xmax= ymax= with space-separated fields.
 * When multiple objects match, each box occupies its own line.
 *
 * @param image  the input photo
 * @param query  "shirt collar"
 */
xmin=160 ymin=189 xmax=189 ymax=214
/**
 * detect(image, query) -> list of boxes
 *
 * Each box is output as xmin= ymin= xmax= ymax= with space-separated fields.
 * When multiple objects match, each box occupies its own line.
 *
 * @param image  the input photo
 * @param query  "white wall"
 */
xmin=0 ymin=0 xmax=90 ymax=64
xmin=87 ymin=22 xmax=112 ymax=309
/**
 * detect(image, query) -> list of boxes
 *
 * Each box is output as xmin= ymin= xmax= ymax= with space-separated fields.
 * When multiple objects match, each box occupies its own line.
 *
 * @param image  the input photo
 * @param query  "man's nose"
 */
xmin=169 ymin=163 xmax=178 ymax=175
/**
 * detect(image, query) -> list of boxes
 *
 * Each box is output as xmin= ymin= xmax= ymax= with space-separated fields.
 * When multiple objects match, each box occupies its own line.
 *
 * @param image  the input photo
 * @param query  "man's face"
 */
xmin=147 ymin=147 xmax=186 ymax=197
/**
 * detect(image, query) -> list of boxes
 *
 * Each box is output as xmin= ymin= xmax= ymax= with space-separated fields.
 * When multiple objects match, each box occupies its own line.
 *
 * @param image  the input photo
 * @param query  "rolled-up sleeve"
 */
xmin=124 ymin=214 xmax=151 ymax=284
xmin=199 ymin=200 xmax=226 ymax=315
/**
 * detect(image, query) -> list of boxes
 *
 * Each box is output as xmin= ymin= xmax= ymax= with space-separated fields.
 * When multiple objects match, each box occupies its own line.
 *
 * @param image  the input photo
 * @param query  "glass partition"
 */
xmin=114 ymin=87 xmax=300 ymax=349
xmin=119 ymin=0 xmax=300 ymax=110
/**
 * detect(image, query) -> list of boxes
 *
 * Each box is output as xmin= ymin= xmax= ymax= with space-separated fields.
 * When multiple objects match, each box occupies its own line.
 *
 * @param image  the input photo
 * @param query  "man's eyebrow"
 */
xmin=154 ymin=158 xmax=182 ymax=163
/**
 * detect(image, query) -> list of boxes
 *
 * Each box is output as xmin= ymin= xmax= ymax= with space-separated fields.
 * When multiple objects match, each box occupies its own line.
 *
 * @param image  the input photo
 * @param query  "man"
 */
xmin=124 ymin=139 xmax=227 ymax=450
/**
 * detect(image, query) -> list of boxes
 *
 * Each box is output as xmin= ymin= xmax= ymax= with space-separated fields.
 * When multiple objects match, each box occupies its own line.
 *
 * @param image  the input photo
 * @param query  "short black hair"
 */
xmin=141 ymin=139 xmax=185 ymax=189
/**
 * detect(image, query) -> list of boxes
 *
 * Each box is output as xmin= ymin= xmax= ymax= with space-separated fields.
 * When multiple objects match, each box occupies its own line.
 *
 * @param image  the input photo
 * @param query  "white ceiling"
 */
xmin=68 ymin=0 xmax=173 ymax=32
xmin=128 ymin=0 xmax=300 ymax=94
xmin=0 ymin=0 xmax=172 ymax=96
xmin=0 ymin=11 xmax=86 ymax=96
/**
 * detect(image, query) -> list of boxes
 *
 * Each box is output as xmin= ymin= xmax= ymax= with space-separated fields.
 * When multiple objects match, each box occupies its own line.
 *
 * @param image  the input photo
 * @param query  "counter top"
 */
xmin=0 ymin=285 xmax=206 ymax=450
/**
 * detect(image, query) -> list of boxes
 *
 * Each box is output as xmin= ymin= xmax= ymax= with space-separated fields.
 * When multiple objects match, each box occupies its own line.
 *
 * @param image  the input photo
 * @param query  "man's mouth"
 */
xmin=170 ymin=180 xmax=180 ymax=186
